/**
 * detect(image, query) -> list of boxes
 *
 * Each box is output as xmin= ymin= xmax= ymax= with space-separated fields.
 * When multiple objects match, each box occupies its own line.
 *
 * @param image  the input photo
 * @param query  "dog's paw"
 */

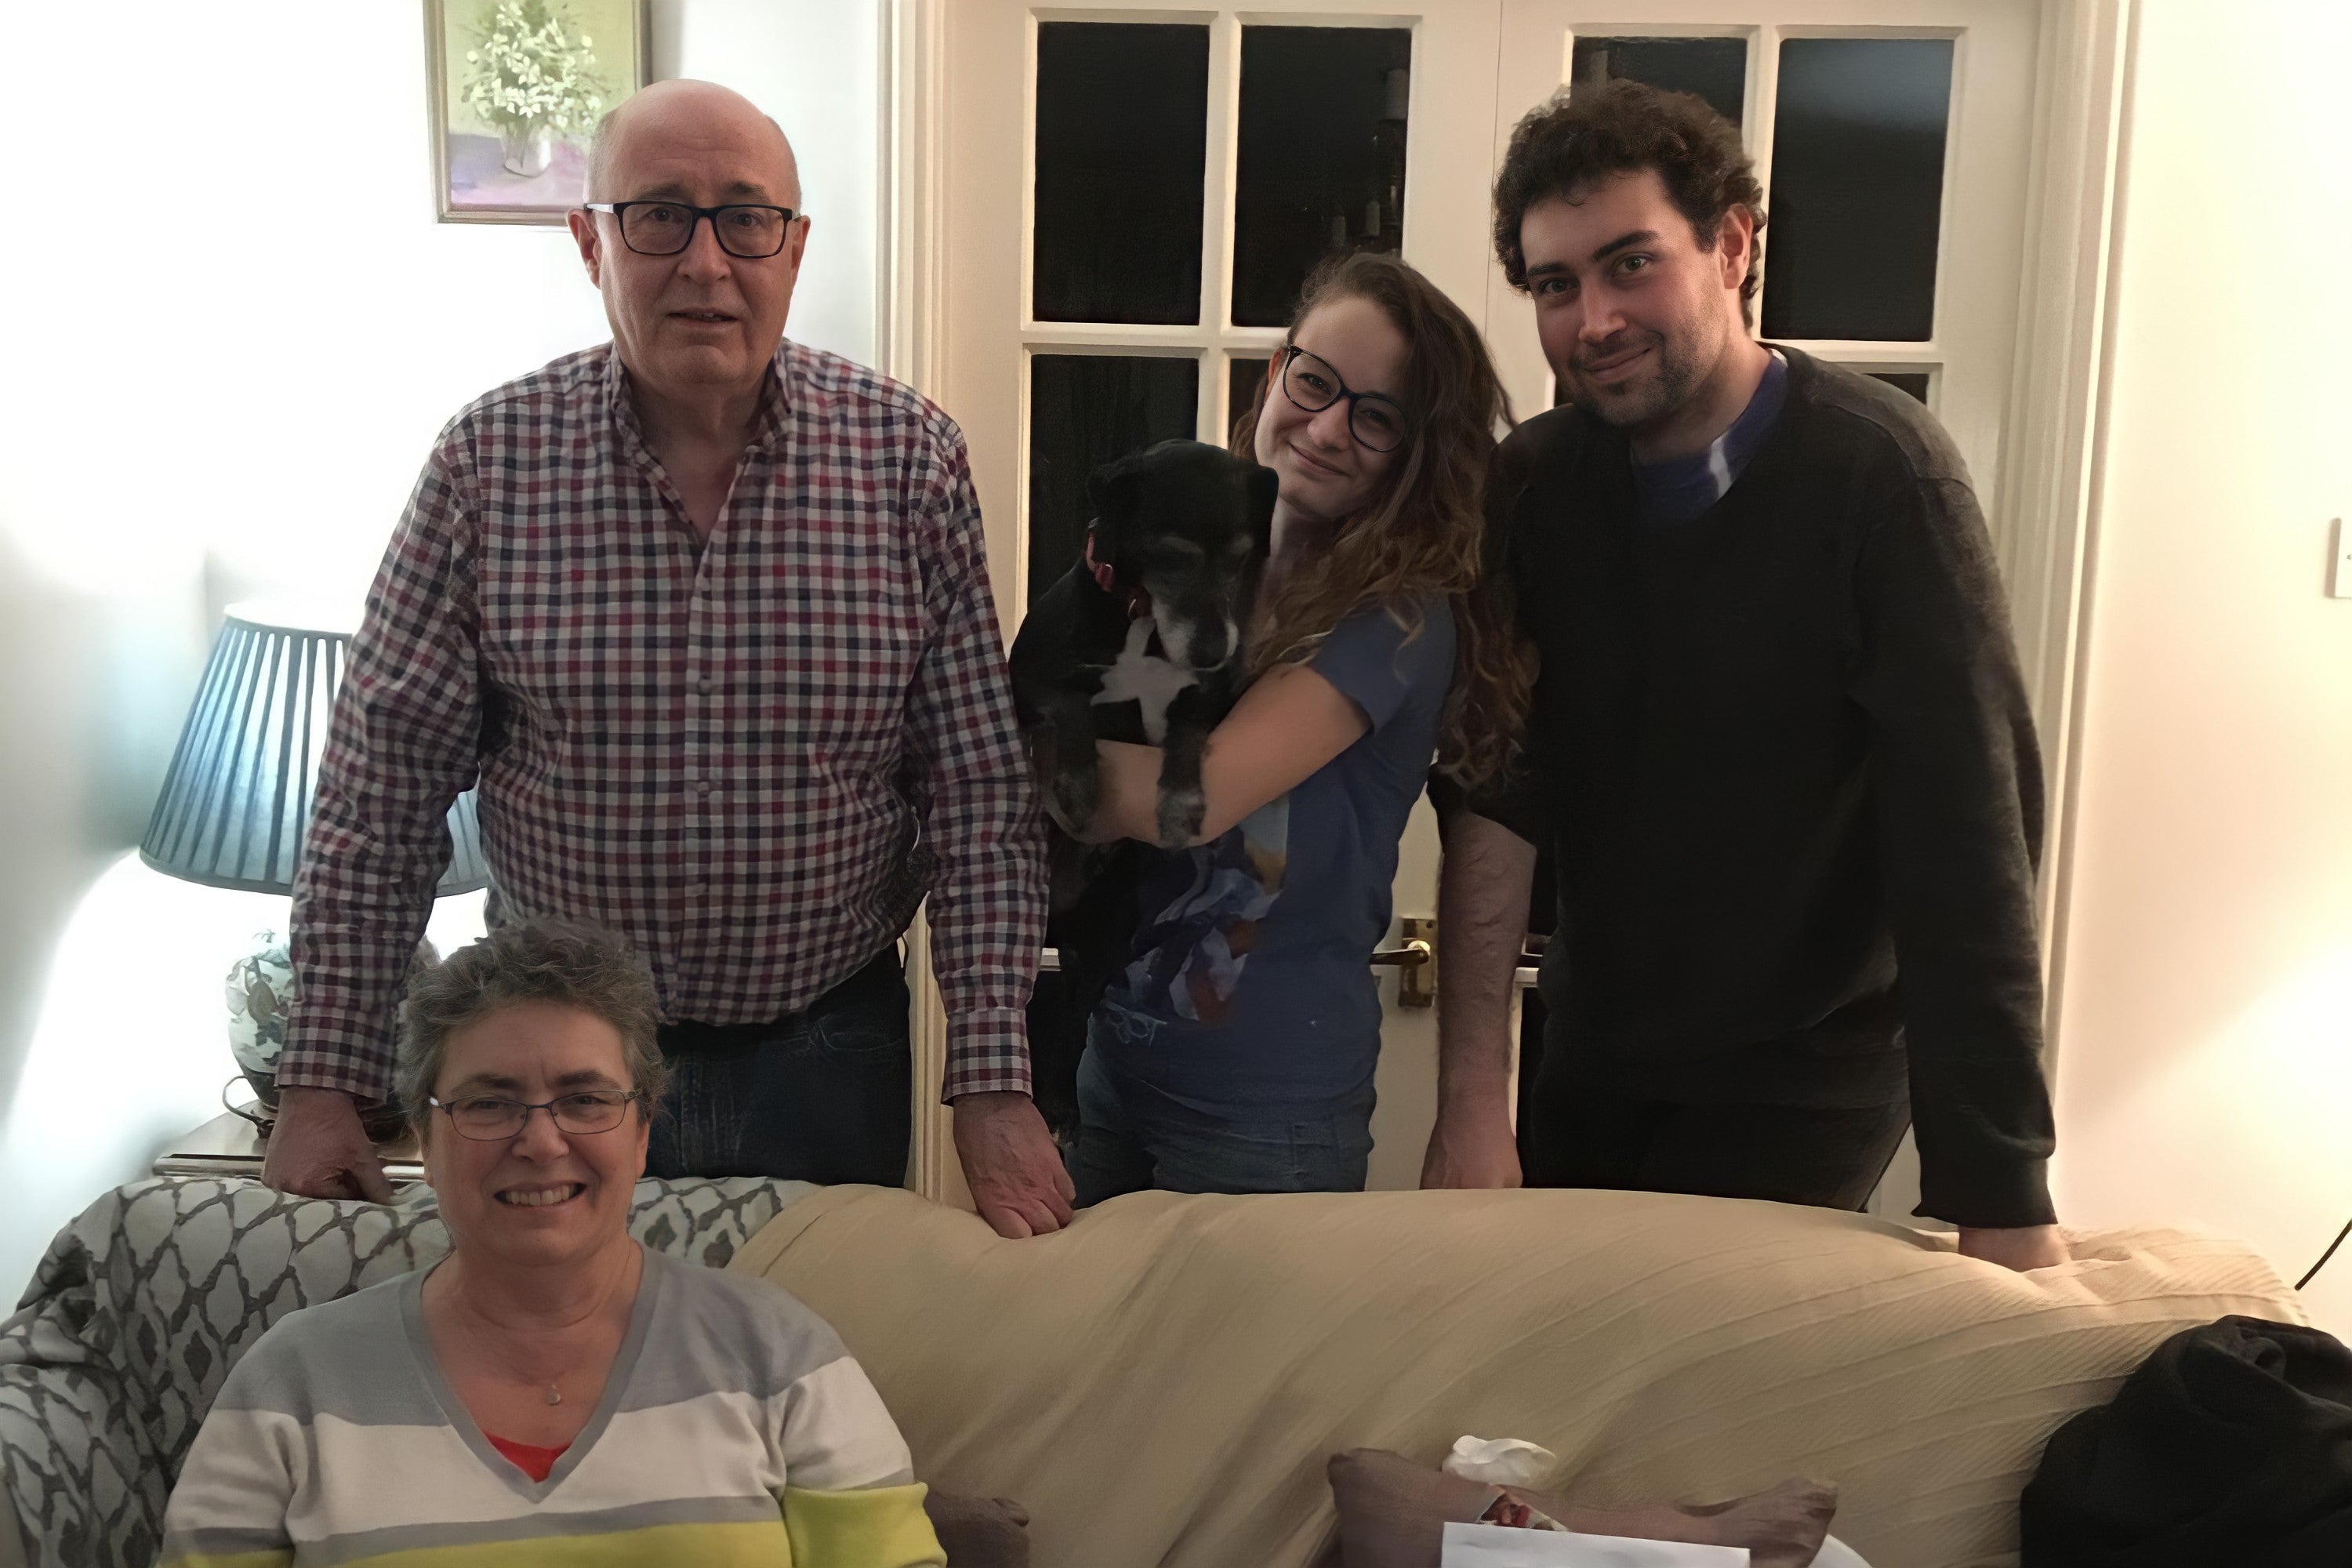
xmin=1155 ymin=786 xmax=1206 ymax=848
xmin=1047 ymin=766 xmax=1100 ymax=837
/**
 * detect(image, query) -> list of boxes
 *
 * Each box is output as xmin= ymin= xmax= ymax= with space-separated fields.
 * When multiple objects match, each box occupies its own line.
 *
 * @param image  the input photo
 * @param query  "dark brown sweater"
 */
xmin=1470 ymin=348 xmax=2056 ymax=1229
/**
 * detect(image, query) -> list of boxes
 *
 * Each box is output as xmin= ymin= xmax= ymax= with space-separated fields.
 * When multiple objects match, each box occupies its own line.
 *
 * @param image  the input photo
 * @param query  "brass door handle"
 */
xmin=1043 ymin=917 xmax=1441 ymax=1007
xmin=1376 ymin=916 xmax=1438 ymax=1008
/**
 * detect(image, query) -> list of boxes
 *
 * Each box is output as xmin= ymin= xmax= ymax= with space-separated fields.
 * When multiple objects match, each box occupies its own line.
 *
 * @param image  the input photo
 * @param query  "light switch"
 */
xmin=2334 ymin=517 xmax=2352 ymax=599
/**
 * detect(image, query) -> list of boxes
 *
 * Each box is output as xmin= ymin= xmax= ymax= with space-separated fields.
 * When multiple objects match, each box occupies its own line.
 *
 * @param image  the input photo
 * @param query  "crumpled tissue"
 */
xmin=1443 ymin=1436 xmax=1559 ymax=1488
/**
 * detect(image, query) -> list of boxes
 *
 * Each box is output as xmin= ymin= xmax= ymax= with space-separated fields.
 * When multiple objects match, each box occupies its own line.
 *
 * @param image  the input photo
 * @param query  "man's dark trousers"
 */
xmin=645 ymin=948 xmax=912 ymax=1185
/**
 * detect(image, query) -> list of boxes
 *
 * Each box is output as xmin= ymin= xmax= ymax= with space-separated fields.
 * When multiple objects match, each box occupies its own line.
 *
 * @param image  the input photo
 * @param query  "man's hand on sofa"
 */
xmin=1958 ymin=1224 xmax=2070 ymax=1272
xmin=953 ymin=1091 xmax=1076 ymax=1239
xmin=262 ymin=1087 xmax=396 ymax=1203
xmin=1420 ymin=1103 xmax=1523 ymax=1189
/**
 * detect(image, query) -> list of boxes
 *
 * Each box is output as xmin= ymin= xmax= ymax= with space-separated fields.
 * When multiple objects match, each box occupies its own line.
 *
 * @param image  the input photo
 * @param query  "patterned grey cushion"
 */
xmin=0 ymin=1176 xmax=805 ymax=1568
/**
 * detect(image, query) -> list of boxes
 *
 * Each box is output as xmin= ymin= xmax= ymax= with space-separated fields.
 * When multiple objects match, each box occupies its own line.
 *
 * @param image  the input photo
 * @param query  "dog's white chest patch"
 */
xmin=1093 ymin=619 xmax=1196 ymax=745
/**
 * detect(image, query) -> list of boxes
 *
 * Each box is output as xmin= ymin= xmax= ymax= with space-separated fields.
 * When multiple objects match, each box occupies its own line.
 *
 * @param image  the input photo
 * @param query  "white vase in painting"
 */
xmin=499 ymin=122 xmax=554 ymax=178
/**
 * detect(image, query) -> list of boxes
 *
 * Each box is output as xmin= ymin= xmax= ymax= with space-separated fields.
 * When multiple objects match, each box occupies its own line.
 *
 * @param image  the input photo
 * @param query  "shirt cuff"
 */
xmin=274 ymin=1032 xmax=395 ymax=1105
xmin=941 ymin=1006 xmax=1033 ymax=1103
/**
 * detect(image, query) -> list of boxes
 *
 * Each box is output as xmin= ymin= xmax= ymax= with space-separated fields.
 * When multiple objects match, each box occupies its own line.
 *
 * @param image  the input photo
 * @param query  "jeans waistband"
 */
xmin=665 ymin=944 xmax=906 ymax=1048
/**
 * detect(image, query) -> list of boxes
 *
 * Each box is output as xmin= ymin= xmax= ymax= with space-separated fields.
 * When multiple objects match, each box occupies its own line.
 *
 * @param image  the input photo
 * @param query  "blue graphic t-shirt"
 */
xmin=1092 ymin=596 xmax=1455 ymax=1111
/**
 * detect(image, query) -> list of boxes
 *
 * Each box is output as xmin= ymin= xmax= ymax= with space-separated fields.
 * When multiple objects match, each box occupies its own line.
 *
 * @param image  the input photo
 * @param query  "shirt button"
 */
xmin=696 ymin=677 xmax=715 ymax=695
xmin=695 ymin=780 xmax=714 ymax=797
xmin=686 ymin=882 xmax=708 ymax=898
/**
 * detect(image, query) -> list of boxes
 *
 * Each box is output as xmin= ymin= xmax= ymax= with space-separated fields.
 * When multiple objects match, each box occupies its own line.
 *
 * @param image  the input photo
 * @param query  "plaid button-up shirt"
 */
xmin=282 ymin=342 xmax=1046 ymax=1103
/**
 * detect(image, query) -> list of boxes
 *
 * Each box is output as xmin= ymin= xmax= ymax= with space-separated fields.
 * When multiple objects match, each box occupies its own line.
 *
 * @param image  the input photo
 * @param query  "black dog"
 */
xmin=1010 ymin=440 xmax=1277 ymax=1139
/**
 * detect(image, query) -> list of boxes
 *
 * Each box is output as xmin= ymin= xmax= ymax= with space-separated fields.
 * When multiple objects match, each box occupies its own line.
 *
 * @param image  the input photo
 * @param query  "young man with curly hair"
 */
xmin=1424 ymin=79 xmax=2067 ymax=1272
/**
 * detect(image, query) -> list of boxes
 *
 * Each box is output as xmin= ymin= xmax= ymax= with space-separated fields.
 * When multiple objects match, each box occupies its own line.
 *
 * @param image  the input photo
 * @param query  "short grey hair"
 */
xmin=395 ymin=916 xmax=667 ymax=1135
xmin=583 ymin=104 xmax=622 ymax=202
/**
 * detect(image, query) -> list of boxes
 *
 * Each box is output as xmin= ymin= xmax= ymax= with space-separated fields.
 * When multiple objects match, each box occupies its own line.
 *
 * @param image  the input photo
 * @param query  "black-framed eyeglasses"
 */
xmin=583 ymin=200 xmax=803 ymax=259
xmin=427 ymin=1090 xmax=644 ymax=1142
xmin=1278 ymin=345 xmax=1414 ymax=454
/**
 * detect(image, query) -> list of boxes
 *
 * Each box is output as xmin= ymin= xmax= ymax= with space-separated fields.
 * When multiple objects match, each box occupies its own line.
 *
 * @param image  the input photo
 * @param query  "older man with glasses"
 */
xmin=264 ymin=79 xmax=1073 ymax=1240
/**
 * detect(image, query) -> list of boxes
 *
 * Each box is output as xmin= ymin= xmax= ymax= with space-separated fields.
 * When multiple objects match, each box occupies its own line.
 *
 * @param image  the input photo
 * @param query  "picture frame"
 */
xmin=424 ymin=0 xmax=650 ymax=225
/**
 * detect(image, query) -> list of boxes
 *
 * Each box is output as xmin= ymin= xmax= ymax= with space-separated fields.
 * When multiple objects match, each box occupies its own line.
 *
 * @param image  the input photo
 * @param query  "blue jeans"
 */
xmin=1066 ymin=1046 xmax=1377 ymax=1205
xmin=646 ymin=949 xmax=910 ymax=1185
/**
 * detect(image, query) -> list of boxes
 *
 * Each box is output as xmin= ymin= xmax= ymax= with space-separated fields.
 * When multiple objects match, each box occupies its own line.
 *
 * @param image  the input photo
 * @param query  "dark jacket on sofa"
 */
xmin=2021 ymin=1314 xmax=2352 ymax=1566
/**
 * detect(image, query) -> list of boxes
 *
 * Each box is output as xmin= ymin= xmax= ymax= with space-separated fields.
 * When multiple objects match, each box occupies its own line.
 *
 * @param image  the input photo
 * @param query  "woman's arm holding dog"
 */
xmin=1087 ymin=662 xmax=1370 ymax=846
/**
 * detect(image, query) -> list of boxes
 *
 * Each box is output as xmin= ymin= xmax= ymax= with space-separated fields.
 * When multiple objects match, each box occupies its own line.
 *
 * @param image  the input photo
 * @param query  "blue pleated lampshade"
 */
xmin=140 ymin=605 xmax=490 ymax=897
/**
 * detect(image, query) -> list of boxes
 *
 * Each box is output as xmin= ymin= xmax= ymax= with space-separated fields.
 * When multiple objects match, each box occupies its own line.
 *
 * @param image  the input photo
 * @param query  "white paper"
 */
xmin=1439 ymin=1522 xmax=1751 ymax=1568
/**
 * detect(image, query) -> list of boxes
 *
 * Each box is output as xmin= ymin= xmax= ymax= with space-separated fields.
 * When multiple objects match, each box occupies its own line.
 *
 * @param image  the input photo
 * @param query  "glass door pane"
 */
xmin=1761 ymin=37 xmax=1956 ymax=342
xmin=1231 ymin=26 xmax=1412 ymax=328
xmin=1033 ymin=23 xmax=1211 ymax=325
xmin=1025 ymin=354 xmax=1201 ymax=601
xmin=1227 ymin=354 xmax=1273 ymax=443
xmin=1570 ymin=34 xmax=1748 ymax=125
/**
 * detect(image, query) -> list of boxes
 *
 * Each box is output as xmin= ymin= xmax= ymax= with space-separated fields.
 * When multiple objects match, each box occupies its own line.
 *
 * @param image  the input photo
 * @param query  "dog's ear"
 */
xmin=1085 ymin=458 xmax=1144 ymax=566
xmin=1244 ymin=463 xmax=1279 ymax=553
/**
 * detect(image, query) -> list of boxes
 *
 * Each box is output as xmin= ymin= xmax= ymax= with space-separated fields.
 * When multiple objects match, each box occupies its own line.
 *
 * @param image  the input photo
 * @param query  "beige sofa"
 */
xmin=0 ymin=1177 xmax=2304 ymax=1567
xmin=735 ymin=1185 xmax=2305 ymax=1568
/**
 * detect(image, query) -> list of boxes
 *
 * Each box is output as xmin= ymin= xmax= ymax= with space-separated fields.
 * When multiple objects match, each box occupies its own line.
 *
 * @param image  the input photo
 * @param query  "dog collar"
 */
xmin=1083 ymin=529 xmax=1151 ymax=622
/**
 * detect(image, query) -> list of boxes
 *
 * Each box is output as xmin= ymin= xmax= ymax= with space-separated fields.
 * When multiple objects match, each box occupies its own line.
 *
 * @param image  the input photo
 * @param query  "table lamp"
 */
xmin=140 ymin=604 xmax=490 ymax=1116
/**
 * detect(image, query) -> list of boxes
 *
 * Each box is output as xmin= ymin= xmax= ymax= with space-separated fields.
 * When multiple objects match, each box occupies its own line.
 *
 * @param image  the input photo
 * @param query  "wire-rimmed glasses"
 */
xmin=427 ymin=1090 xmax=644 ymax=1142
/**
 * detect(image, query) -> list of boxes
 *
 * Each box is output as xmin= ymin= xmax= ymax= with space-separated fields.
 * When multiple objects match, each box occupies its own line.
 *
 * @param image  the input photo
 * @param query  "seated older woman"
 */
xmin=160 ymin=917 xmax=944 ymax=1567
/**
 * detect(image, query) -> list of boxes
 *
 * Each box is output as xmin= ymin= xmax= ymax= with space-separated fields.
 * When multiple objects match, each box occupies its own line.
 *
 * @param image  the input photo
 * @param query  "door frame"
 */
xmin=876 ymin=0 xmax=2134 ymax=1203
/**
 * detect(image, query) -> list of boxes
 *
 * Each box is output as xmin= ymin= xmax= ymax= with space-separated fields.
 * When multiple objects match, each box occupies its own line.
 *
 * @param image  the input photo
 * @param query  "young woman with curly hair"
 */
xmin=1068 ymin=249 xmax=1530 ymax=1202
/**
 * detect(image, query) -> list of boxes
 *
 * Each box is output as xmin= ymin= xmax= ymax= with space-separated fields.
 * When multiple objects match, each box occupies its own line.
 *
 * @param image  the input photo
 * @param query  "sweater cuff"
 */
xmin=782 ymin=1483 xmax=945 ymax=1568
xmin=1915 ymin=1152 xmax=2057 ymax=1231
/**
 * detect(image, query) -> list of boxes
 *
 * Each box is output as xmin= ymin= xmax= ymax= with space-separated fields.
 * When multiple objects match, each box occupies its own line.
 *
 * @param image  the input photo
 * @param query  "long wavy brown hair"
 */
xmin=1231 ymin=250 xmax=1532 ymax=786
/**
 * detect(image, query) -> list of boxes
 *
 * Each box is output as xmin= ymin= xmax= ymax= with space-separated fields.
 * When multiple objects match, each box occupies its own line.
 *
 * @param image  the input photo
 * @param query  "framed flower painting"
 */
xmin=425 ymin=0 xmax=649 ymax=223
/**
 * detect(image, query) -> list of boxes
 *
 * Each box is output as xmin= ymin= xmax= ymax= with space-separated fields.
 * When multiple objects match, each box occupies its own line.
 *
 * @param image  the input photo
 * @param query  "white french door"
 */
xmin=909 ymin=0 xmax=2049 ymax=1207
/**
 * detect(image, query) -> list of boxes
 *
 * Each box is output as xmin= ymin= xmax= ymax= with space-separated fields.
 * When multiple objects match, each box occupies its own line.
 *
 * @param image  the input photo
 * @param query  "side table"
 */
xmin=152 ymin=1109 xmax=425 ymax=1181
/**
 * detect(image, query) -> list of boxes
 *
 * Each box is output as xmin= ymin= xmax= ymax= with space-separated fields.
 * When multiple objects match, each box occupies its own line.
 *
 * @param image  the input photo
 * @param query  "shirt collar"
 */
xmin=602 ymin=341 xmax=796 ymax=459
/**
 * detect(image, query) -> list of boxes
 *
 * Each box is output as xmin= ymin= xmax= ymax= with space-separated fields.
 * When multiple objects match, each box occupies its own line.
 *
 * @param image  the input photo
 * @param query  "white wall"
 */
xmin=0 ymin=1 xmax=877 ymax=1298
xmin=2053 ymin=0 xmax=2352 ymax=1337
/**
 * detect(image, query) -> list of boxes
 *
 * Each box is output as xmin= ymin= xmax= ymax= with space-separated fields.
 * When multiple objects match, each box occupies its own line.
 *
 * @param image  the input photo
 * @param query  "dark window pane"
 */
xmin=1033 ymin=24 xmax=1209 ymax=324
xmin=1866 ymin=370 xmax=1931 ymax=404
xmin=1027 ymin=355 xmax=1201 ymax=606
xmin=1229 ymin=355 xmax=1272 ymax=441
xmin=1570 ymin=35 xmax=1747 ymax=127
xmin=1232 ymin=27 xmax=1411 ymax=328
xmin=1762 ymin=38 xmax=1954 ymax=342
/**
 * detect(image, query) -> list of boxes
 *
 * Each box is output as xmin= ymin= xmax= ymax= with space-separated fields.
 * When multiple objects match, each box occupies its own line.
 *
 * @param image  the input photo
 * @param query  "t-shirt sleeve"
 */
xmin=1306 ymin=597 xmax=1454 ymax=735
